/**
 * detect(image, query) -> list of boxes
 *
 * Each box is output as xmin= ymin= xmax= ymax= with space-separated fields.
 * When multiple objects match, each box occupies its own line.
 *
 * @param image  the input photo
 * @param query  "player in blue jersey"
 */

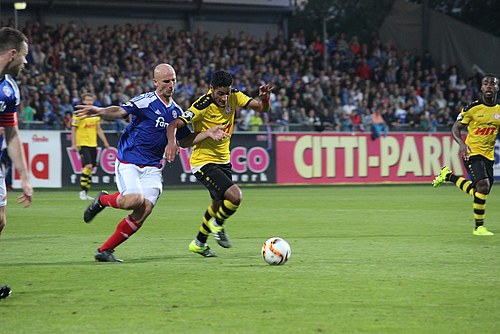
xmin=0 ymin=27 xmax=33 ymax=301
xmin=74 ymin=63 xmax=228 ymax=262
xmin=0 ymin=27 xmax=33 ymax=237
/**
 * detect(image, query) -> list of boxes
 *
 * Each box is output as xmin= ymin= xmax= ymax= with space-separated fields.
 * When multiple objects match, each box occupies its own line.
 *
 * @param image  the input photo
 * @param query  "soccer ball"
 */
xmin=262 ymin=237 xmax=291 ymax=265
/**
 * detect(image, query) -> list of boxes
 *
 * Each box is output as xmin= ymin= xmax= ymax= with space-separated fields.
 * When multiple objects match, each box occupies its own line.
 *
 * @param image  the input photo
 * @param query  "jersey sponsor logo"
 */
xmin=474 ymin=127 xmax=497 ymax=135
xmin=155 ymin=116 xmax=169 ymax=128
xmin=3 ymin=86 xmax=11 ymax=97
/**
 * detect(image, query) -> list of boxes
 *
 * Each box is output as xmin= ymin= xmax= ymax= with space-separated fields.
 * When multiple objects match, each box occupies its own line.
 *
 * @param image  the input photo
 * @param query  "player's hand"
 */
xmin=207 ymin=125 xmax=230 ymax=141
xmin=74 ymin=105 xmax=100 ymax=119
xmin=18 ymin=193 xmax=32 ymax=208
xmin=258 ymin=83 xmax=274 ymax=100
xmin=459 ymin=144 xmax=471 ymax=161
xmin=165 ymin=142 xmax=180 ymax=163
xmin=18 ymin=182 xmax=33 ymax=208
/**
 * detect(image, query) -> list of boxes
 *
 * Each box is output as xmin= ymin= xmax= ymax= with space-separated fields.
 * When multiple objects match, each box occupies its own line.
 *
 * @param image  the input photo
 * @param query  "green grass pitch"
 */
xmin=1 ymin=185 xmax=499 ymax=333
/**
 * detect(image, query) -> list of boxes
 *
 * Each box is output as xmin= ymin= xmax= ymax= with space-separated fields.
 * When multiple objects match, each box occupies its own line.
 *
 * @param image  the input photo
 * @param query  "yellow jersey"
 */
xmin=72 ymin=115 xmax=101 ymax=147
xmin=179 ymin=88 xmax=252 ymax=168
xmin=459 ymin=100 xmax=500 ymax=161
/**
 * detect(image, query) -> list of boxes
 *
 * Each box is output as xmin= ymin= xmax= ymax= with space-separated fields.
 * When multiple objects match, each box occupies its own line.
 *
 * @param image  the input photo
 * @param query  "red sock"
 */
xmin=99 ymin=215 xmax=141 ymax=250
xmin=100 ymin=192 xmax=121 ymax=208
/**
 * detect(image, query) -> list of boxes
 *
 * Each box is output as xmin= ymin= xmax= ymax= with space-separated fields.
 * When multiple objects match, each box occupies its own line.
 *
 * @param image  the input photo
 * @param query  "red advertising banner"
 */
xmin=13 ymin=130 xmax=62 ymax=188
xmin=275 ymin=132 xmax=465 ymax=184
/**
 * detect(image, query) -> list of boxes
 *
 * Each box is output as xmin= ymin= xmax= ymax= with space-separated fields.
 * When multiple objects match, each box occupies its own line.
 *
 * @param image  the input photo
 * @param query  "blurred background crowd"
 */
xmin=9 ymin=19 xmax=483 ymax=134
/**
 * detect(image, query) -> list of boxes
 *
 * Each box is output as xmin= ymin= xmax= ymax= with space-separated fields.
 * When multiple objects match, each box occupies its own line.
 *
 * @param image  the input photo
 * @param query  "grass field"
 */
xmin=1 ymin=185 xmax=499 ymax=333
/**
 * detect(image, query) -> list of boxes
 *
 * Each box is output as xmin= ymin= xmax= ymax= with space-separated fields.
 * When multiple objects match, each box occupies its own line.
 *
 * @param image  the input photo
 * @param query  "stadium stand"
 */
xmin=10 ymin=19 xmax=476 ymax=133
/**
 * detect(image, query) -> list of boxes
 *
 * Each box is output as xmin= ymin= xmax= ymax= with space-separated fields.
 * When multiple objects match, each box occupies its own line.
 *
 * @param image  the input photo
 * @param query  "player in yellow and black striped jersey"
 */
xmin=71 ymin=93 xmax=110 ymax=200
xmin=166 ymin=70 xmax=273 ymax=257
xmin=432 ymin=74 xmax=500 ymax=236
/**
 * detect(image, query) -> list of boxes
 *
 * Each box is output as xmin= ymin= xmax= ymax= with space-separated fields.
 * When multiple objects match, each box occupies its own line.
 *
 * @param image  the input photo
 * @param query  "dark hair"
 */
xmin=482 ymin=73 xmax=498 ymax=82
xmin=211 ymin=71 xmax=232 ymax=89
xmin=0 ymin=27 xmax=28 ymax=54
xmin=81 ymin=92 xmax=94 ymax=100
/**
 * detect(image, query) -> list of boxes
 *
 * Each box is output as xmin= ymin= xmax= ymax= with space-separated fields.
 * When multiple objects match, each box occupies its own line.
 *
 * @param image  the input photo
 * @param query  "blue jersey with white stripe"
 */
xmin=0 ymin=75 xmax=21 ymax=156
xmin=118 ymin=91 xmax=189 ymax=166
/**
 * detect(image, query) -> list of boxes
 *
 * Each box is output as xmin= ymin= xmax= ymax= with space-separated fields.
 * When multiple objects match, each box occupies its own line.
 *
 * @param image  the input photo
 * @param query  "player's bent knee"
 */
xmin=225 ymin=185 xmax=243 ymax=205
xmin=476 ymin=180 xmax=490 ymax=195
xmin=120 ymin=193 xmax=145 ymax=210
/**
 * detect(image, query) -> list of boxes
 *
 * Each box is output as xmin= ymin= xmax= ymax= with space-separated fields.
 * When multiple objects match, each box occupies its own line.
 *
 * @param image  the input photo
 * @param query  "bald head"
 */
xmin=154 ymin=63 xmax=175 ymax=80
xmin=153 ymin=63 xmax=177 ymax=103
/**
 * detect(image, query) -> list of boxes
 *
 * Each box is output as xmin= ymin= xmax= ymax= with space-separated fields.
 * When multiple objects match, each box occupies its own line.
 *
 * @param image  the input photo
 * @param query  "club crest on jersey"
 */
xmin=494 ymin=113 xmax=500 ymax=120
xmin=182 ymin=110 xmax=194 ymax=120
xmin=225 ymin=106 xmax=233 ymax=115
xmin=3 ymin=86 xmax=11 ymax=97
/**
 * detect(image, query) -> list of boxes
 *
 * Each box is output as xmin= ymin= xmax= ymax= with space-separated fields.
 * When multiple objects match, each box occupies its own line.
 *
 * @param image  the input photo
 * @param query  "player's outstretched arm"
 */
xmin=74 ymin=105 xmax=127 ymax=120
xmin=248 ymin=83 xmax=274 ymax=112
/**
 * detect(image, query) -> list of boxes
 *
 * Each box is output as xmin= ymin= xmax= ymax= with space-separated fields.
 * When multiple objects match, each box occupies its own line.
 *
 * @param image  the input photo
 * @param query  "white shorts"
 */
xmin=0 ymin=168 xmax=6 ymax=207
xmin=115 ymin=159 xmax=163 ymax=205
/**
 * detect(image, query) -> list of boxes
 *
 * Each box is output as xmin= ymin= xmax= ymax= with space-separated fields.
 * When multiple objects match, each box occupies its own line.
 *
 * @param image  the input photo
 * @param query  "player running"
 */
xmin=165 ymin=70 xmax=273 ymax=257
xmin=74 ymin=63 xmax=227 ymax=262
xmin=433 ymin=74 xmax=500 ymax=236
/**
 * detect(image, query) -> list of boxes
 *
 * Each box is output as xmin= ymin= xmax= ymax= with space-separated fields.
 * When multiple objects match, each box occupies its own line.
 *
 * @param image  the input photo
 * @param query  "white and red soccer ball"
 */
xmin=262 ymin=237 xmax=291 ymax=265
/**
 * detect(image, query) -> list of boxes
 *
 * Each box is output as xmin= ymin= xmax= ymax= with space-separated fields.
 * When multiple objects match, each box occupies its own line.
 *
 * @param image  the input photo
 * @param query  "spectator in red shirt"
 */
xmin=355 ymin=58 xmax=371 ymax=79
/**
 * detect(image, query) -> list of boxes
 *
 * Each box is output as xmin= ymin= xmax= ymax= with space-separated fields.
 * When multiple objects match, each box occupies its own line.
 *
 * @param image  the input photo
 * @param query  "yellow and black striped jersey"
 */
xmin=458 ymin=100 xmax=500 ymax=160
xmin=179 ymin=88 xmax=252 ymax=168
xmin=72 ymin=115 xmax=101 ymax=147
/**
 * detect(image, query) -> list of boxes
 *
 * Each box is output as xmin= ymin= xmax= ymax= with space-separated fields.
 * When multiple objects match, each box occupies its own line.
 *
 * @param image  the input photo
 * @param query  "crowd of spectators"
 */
xmin=10 ymin=19 xmax=485 ymax=134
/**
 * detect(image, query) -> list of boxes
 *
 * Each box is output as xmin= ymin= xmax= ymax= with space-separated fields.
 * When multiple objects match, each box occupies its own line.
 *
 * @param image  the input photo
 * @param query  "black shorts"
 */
xmin=194 ymin=163 xmax=234 ymax=200
xmin=79 ymin=146 xmax=97 ymax=166
xmin=464 ymin=155 xmax=493 ymax=187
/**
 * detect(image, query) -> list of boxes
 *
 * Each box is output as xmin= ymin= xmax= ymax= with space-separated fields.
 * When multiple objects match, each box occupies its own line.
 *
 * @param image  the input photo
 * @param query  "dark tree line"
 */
xmin=289 ymin=0 xmax=500 ymax=41
xmin=289 ymin=0 xmax=394 ymax=41
xmin=411 ymin=0 xmax=500 ymax=38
